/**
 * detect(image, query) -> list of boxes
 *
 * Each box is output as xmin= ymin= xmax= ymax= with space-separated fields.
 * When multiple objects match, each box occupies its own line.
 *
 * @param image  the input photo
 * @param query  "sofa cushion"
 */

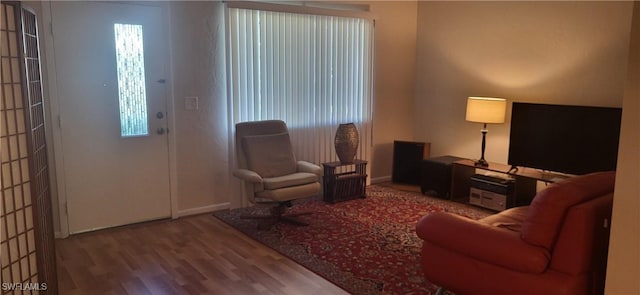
xmin=242 ymin=133 xmax=297 ymax=178
xmin=481 ymin=206 xmax=529 ymax=233
xmin=417 ymin=212 xmax=551 ymax=274
xmin=262 ymin=172 xmax=318 ymax=190
xmin=521 ymin=171 xmax=616 ymax=249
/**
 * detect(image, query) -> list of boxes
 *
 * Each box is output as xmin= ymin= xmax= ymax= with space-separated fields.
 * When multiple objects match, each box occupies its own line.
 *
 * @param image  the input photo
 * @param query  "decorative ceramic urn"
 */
xmin=334 ymin=123 xmax=359 ymax=164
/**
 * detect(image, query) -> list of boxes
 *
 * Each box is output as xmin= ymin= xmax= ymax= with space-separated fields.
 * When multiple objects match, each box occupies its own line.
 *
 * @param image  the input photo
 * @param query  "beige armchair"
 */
xmin=233 ymin=120 xmax=322 ymax=230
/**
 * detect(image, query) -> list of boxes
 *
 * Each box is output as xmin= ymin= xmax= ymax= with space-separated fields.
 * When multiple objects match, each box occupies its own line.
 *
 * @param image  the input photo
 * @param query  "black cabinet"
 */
xmin=420 ymin=155 xmax=465 ymax=199
xmin=392 ymin=141 xmax=430 ymax=185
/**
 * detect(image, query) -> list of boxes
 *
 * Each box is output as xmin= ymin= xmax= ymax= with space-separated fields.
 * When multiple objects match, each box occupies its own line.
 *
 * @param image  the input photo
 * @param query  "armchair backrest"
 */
xmin=521 ymin=171 xmax=616 ymax=250
xmin=235 ymin=120 xmax=297 ymax=178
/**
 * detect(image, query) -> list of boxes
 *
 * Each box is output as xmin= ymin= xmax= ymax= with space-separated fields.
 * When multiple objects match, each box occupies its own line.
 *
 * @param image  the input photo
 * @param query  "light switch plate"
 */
xmin=185 ymin=96 xmax=199 ymax=111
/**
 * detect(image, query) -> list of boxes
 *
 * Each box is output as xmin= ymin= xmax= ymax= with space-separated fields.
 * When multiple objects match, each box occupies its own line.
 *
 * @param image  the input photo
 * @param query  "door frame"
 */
xmin=41 ymin=1 xmax=179 ymax=238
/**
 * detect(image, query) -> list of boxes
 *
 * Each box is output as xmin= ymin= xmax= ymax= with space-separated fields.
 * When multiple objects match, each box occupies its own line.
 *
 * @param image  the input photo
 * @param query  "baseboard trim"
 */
xmin=370 ymin=176 xmax=391 ymax=184
xmin=177 ymin=203 xmax=231 ymax=217
xmin=55 ymin=231 xmax=66 ymax=239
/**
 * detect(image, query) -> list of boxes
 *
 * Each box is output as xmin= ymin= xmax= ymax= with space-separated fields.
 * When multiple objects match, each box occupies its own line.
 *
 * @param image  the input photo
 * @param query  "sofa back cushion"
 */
xmin=550 ymin=192 xmax=613 ymax=281
xmin=521 ymin=171 xmax=616 ymax=249
xmin=242 ymin=132 xmax=297 ymax=178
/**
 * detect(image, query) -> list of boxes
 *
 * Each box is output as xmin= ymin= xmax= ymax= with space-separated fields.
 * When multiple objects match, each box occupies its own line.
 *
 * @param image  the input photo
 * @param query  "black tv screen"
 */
xmin=508 ymin=102 xmax=622 ymax=175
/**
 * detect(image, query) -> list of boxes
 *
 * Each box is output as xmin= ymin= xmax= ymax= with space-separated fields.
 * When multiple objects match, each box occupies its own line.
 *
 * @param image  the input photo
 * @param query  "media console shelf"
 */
xmin=451 ymin=159 xmax=572 ymax=210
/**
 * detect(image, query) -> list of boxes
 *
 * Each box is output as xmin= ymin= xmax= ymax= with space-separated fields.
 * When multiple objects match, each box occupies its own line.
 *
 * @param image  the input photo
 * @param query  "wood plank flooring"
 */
xmin=56 ymin=214 xmax=349 ymax=295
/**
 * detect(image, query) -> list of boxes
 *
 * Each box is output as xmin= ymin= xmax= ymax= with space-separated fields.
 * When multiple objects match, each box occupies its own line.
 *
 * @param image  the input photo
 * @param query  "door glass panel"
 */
xmin=114 ymin=23 xmax=148 ymax=137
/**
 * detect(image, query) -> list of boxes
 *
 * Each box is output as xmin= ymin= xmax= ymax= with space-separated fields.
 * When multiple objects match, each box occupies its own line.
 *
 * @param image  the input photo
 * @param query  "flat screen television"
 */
xmin=508 ymin=102 xmax=622 ymax=175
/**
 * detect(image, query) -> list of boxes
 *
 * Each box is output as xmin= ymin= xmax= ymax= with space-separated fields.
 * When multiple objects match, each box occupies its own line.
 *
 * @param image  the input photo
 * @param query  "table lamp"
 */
xmin=465 ymin=97 xmax=507 ymax=166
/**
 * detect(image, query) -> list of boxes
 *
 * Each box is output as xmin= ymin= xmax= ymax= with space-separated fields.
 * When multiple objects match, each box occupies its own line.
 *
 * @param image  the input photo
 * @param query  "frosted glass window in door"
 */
xmin=114 ymin=23 xmax=148 ymax=137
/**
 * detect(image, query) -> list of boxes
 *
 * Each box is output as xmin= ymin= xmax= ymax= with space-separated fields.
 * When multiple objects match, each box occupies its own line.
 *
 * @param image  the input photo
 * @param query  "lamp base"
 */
xmin=475 ymin=124 xmax=489 ymax=167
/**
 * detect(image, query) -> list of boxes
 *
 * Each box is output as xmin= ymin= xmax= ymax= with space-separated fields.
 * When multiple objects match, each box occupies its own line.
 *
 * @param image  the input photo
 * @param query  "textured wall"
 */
xmin=368 ymin=1 xmax=418 ymax=182
xmin=415 ymin=1 xmax=632 ymax=163
xmin=606 ymin=1 xmax=640 ymax=293
xmin=169 ymin=2 xmax=231 ymax=212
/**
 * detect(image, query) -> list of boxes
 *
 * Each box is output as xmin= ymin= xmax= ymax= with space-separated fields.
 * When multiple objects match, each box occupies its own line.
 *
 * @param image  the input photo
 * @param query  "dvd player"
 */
xmin=469 ymin=174 xmax=514 ymax=211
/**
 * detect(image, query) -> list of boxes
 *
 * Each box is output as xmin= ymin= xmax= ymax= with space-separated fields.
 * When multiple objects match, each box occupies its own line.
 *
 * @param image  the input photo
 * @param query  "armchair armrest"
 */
xmin=297 ymin=161 xmax=322 ymax=176
xmin=416 ymin=212 xmax=550 ymax=273
xmin=233 ymin=169 xmax=263 ymax=184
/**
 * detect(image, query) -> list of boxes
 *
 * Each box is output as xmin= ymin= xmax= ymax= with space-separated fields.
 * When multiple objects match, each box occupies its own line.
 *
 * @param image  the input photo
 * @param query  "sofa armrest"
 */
xmin=416 ymin=212 xmax=550 ymax=273
xmin=233 ymin=169 xmax=263 ymax=184
xmin=297 ymin=161 xmax=322 ymax=176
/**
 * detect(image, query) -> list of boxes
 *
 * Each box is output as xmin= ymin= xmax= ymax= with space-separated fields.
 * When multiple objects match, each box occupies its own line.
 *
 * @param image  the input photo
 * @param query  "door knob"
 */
xmin=157 ymin=127 xmax=165 ymax=135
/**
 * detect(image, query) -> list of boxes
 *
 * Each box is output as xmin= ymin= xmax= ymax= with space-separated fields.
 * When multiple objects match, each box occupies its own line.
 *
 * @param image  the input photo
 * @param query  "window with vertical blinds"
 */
xmin=227 ymin=5 xmax=374 ymax=165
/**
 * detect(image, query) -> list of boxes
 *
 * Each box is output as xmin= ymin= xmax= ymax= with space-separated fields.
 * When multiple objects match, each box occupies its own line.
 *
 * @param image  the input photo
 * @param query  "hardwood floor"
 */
xmin=56 ymin=214 xmax=349 ymax=295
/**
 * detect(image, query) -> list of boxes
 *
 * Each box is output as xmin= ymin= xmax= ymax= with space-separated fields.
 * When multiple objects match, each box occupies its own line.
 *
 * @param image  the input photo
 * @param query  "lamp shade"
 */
xmin=465 ymin=97 xmax=507 ymax=124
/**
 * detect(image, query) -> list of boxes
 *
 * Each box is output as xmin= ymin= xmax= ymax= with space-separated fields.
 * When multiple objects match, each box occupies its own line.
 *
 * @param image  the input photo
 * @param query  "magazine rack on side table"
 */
xmin=323 ymin=160 xmax=368 ymax=203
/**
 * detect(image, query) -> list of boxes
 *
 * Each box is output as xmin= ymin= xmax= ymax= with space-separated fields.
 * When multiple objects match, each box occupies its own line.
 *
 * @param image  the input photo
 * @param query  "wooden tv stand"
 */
xmin=451 ymin=159 xmax=571 ymax=210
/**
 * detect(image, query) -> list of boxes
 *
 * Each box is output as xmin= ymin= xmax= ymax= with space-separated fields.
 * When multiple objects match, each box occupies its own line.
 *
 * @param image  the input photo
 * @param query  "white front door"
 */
xmin=50 ymin=2 xmax=171 ymax=234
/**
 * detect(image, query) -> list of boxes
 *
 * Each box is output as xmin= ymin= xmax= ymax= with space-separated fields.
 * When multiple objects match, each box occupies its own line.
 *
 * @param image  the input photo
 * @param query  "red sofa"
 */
xmin=416 ymin=171 xmax=615 ymax=295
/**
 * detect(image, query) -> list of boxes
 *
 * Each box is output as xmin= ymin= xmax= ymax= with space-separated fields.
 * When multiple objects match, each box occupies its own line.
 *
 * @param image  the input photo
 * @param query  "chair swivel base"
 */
xmin=241 ymin=202 xmax=312 ymax=230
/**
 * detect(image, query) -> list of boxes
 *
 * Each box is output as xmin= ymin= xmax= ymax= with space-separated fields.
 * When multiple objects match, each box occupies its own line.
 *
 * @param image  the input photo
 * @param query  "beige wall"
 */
xmin=605 ymin=2 xmax=640 ymax=293
xmin=415 ymin=1 xmax=632 ymax=162
xmin=169 ymin=1 xmax=231 ymax=213
xmin=368 ymin=1 xmax=418 ymax=181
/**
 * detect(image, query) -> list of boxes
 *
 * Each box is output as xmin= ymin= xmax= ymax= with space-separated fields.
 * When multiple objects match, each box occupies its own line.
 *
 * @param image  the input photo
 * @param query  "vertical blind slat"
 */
xmin=228 ymin=7 xmax=373 ymax=166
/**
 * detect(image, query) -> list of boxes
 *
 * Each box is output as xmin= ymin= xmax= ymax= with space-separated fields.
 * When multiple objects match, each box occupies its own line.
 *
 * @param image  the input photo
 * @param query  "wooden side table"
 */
xmin=322 ymin=160 xmax=367 ymax=203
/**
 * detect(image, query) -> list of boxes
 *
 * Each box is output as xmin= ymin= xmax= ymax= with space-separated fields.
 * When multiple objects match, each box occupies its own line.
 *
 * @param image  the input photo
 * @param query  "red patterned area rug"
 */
xmin=213 ymin=185 xmax=491 ymax=295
